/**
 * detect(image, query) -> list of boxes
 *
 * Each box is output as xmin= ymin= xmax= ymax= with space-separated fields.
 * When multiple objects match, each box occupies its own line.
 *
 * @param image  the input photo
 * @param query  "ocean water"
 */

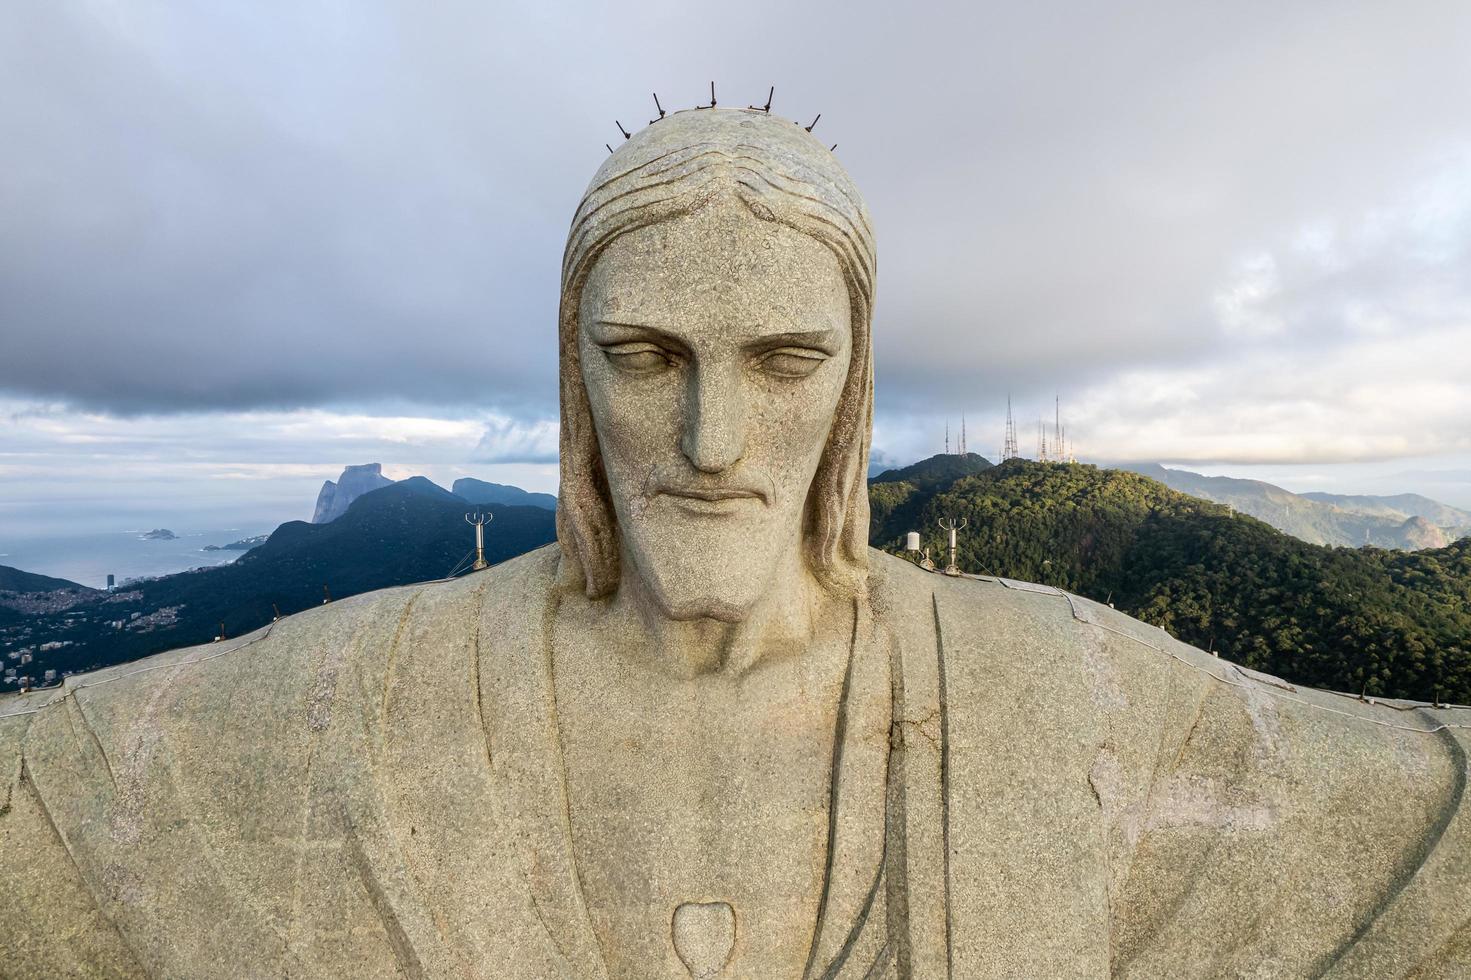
xmin=0 ymin=527 xmax=276 ymax=590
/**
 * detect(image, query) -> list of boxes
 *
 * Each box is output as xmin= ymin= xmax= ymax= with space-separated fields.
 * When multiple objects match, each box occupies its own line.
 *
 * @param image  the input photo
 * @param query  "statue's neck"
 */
xmin=609 ymin=547 xmax=830 ymax=678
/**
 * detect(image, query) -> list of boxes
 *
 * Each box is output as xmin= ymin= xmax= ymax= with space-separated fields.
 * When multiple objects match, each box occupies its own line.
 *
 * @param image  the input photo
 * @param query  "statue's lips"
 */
xmin=658 ymin=487 xmax=767 ymax=515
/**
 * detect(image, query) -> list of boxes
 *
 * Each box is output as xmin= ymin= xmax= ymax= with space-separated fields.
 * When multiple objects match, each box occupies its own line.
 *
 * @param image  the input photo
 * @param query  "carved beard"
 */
xmin=616 ymin=464 xmax=800 ymax=623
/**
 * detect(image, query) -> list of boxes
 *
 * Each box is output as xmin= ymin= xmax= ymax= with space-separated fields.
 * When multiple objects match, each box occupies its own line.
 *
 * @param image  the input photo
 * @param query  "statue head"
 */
xmin=556 ymin=107 xmax=876 ymax=621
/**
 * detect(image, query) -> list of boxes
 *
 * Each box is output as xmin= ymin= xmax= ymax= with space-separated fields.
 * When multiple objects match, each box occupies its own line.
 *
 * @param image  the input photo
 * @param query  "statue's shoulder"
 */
xmin=864 ymin=545 xmax=1471 ymax=741
xmin=23 ymin=543 xmax=552 ymax=692
xmin=0 ymin=543 xmax=560 ymax=786
xmin=866 ymin=549 xmax=1471 ymax=975
xmin=0 ymin=546 xmax=562 ymax=973
xmin=0 ymin=580 xmax=415 ymax=737
xmin=866 ymin=546 xmax=1168 ymax=659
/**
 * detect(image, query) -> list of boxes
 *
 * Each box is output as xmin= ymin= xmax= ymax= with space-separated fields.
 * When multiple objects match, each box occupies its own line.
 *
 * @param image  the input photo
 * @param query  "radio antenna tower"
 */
xmin=1038 ymin=418 xmax=1049 ymax=462
xmin=960 ymin=413 xmax=967 ymax=455
xmin=1054 ymin=395 xmax=1062 ymax=463
xmin=465 ymin=511 xmax=493 ymax=571
xmin=1002 ymin=396 xmax=1019 ymax=460
xmin=945 ymin=420 xmax=950 ymax=455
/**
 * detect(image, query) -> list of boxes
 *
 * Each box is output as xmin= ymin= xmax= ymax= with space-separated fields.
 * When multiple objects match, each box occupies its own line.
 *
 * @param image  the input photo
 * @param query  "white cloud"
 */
xmin=0 ymin=400 xmax=559 ymax=536
xmin=473 ymin=416 xmax=559 ymax=464
xmin=1213 ymin=252 xmax=1284 ymax=340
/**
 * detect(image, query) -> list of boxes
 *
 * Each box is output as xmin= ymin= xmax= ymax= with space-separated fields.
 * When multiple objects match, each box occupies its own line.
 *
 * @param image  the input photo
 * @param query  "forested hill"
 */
xmin=870 ymin=457 xmax=1471 ymax=703
xmin=0 ymin=565 xmax=90 ymax=594
xmin=871 ymin=451 xmax=992 ymax=489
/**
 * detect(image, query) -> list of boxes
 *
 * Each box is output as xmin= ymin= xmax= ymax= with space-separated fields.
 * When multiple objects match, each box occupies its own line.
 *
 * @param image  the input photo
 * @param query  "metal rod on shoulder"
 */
xmin=937 ymin=516 xmax=968 ymax=576
xmin=465 ymin=512 xmax=494 ymax=571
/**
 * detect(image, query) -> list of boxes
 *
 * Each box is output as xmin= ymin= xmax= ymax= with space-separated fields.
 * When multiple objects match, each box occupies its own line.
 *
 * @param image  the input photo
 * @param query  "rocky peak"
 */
xmin=311 ymin=463 xmax=394 ymax=523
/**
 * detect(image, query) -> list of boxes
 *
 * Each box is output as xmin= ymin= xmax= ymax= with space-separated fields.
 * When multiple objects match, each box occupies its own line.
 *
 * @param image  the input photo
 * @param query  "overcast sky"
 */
xmin=3 ymin=0 xmax=1470 ymax=537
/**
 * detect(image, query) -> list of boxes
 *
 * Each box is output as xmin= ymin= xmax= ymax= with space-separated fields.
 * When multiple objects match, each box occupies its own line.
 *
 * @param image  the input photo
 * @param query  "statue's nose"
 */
xmin=681 ymin=365 xmax=746 ymax=473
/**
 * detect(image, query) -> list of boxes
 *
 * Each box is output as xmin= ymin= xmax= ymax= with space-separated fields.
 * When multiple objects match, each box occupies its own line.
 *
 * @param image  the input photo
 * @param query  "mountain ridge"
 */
xmin=452 ymin=477 xmax=557 ymax=511
xmin=1117 ymin=462 xmax=1470 ymax=549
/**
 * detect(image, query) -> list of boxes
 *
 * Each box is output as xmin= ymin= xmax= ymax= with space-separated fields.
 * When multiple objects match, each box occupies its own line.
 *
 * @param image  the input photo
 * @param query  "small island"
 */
xmin=141 ymin=528 xmax=177 ymax=541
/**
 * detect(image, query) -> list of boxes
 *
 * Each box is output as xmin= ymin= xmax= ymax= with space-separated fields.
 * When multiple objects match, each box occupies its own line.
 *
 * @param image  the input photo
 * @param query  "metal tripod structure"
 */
xmin=466 ymin=512 xmax=493 ymax=571
xmin=937 ymin=516 xmax=967 ymax=577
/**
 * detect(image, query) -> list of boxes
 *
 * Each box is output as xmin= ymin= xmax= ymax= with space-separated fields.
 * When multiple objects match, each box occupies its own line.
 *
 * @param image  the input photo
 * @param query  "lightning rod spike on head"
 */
xmin=710 ymin=80 xmax=716 ymax=107
xmin=615 ymin=120 xmax=630 ymax=139
xmin=830 ymin=143 xmax=837 ymax=151
xmin=806 ymin=113 xmax=821 ymax=132
xmin=606 ymin=143 xmax=613 ymax=154
xmin=765 ymin=85 xmax=773 ymax=112
xmin=653 ymin=92 xmax=665 ymax=118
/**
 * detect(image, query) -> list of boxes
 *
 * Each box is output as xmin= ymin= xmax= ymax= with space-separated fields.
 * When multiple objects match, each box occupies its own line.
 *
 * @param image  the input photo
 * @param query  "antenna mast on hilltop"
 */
xmin=1002 ymin=396 xmax=1019 ymax=460
xmin=1038 ymin=418 xmax=1049 ymax=462
xmin=1054 ymin=395 xmax=1062 ymax=463
xmin=945 ymin=420 xmax=950 ymax=455
xmin=960 ymin=413 xmax=967 ymax=455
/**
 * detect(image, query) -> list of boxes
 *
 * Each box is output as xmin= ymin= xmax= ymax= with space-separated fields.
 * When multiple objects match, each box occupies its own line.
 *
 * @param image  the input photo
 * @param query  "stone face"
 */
xmin=2 ymin=107 xmax=1470 ymax=978
xmin=576 ymin=197 xmax=851 ymax=621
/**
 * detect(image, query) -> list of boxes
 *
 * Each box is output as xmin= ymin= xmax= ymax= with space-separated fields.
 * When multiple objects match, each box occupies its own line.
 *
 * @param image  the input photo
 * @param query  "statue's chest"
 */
xmin=556 ymin=673 xmax=841 ymax=976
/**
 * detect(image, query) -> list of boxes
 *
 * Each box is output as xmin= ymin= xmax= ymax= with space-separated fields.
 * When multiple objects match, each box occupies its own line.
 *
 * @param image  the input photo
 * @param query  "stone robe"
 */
xmin=2 ymin=545 xmax=1468 ymax=978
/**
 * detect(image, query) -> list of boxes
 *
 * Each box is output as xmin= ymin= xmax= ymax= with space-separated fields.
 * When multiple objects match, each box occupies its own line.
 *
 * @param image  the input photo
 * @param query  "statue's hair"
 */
xmin=556 ymin=107 xmax=877 ymax=599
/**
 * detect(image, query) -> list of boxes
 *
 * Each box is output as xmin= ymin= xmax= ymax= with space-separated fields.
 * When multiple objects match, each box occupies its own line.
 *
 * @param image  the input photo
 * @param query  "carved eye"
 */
xmin=603 ymin=343 xmax=674 ymax=374
xmin=757 ymin=348 xmax=828 ymax=379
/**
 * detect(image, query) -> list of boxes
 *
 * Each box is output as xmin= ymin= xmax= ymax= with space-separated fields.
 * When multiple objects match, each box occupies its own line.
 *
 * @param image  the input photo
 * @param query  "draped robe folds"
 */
xmin=1 ymin=545 xmax=1469 ymax=979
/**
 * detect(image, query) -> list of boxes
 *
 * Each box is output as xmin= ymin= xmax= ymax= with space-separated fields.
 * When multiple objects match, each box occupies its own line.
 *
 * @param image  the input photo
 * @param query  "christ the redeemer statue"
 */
xmin=2 ymin=107 xmax=1469 ymax=980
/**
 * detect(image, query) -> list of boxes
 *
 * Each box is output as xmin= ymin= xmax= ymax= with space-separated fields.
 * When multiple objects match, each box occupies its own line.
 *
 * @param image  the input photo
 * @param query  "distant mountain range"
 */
xmin=1117 ymin=463 xmax=1471 ymax=550
xmin=1299 ymin=490 xmax=1471 ymax=528
xmin=869 ymin=454 xmax=1471 ymax=703
xmin=452 ymin=477 xmax=557 ymax=510
xmin=309 ymin=464 xmax=558 ymax=525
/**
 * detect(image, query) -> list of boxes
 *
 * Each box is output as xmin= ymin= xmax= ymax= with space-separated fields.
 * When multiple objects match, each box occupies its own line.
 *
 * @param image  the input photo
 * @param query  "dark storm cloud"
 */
xmin=2 ymin=0 xmax=1470 ymax=423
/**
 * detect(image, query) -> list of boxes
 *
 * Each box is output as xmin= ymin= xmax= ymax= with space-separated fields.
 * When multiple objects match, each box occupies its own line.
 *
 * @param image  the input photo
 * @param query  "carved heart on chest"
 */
xmin=671 ymin=901 xmax=736 ymax=978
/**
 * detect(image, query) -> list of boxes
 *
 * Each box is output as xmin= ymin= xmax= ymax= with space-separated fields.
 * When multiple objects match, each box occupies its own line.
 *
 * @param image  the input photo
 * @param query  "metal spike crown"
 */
xmin=607 ymin=85 xmax=833 ymax=154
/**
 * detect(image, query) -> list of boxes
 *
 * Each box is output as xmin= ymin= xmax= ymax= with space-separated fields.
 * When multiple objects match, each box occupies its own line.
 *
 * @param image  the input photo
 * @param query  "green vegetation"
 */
xmin=871 ymin=457 xmax=1471 ymax=703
